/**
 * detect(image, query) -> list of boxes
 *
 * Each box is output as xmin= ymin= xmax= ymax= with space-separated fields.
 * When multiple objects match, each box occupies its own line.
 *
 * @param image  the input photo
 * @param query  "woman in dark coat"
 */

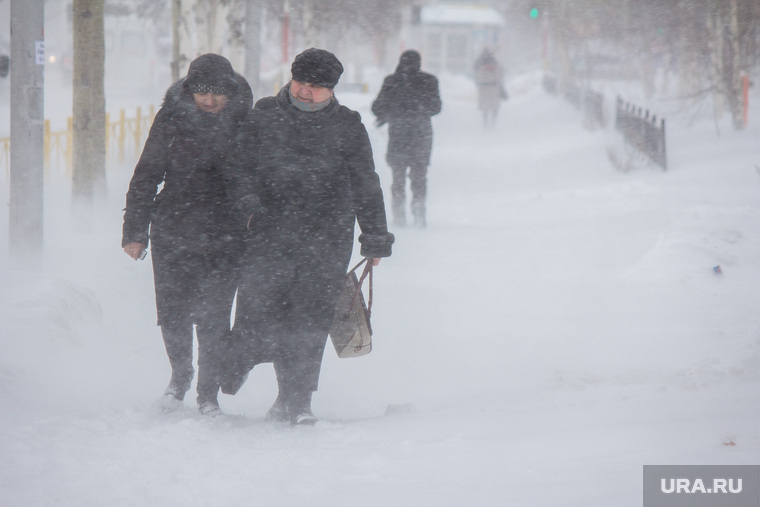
xmin=223 ymin=48 xmax=394 ymax=425
xmin=122 ymin=53 xmax=252 ymax=415
xmin=371 ymin=50 xmax=442 ymax=228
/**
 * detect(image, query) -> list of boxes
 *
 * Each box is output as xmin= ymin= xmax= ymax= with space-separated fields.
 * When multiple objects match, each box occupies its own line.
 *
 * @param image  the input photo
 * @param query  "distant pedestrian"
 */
xmin=372 ymin=50 xmax=441 ymax=228
xmin=474 ymin=49 xmax=507 ymax=128
xmin=121 ymin=54 xmax=252 ymax=416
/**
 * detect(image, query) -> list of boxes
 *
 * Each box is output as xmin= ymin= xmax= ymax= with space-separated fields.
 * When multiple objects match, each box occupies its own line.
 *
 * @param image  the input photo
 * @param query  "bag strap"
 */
xmin=346 ymin=258 xmax=374 ymax=314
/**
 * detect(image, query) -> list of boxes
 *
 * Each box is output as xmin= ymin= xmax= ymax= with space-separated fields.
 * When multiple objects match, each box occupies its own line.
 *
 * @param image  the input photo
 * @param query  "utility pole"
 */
xmin=245 ymin=0 xmax=262 ymax=98
xmin=9 ymin=0 xmax=45 ymax=264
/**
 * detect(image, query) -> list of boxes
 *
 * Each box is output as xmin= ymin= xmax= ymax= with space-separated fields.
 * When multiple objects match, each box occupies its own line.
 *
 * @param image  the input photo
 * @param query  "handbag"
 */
xmin=329 ymin=258 xmax=374 ymax=358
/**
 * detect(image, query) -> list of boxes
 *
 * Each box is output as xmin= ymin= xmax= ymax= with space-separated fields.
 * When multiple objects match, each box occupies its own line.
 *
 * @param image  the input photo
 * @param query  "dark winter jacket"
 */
xmin=122 ymin=66 xmax=253 ymax=326
xmin=371 ymin=50 xmax=442 ymax=169
xmin=229 ymin=84 xmax=394 ymax=263
xmin=224 ymin=84 xmax=393 ymax=384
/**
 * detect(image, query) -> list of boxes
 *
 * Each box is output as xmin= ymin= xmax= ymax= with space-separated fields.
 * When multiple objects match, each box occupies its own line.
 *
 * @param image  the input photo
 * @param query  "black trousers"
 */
xmin=391 ymin=164 xmax=428 ymax=206
xmin=152 ymin=243 xmax=237 ymax=403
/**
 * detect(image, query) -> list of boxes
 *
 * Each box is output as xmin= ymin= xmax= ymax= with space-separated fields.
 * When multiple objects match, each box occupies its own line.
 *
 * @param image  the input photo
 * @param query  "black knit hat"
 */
xmin=291 ymin=48 xmax=344 ymax=89
xmin=396 ymin=50 xmax=421 ymax=74
xmin=184 ymin=53 xmax=237 ymax=95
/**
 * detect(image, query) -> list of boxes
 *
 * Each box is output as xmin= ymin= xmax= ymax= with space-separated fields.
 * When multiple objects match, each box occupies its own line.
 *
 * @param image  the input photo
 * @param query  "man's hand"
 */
xmin=124 ymin=242 xmax=146 ymax=260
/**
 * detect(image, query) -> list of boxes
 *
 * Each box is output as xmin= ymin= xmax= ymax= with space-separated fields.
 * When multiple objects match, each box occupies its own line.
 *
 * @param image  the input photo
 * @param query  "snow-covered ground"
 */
xmin=1 ymin=70 xmax=759 ymax=506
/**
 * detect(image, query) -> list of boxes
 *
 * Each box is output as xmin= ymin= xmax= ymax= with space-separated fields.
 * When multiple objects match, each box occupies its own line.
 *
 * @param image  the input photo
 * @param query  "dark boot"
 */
xmin=409 ymin=166 xmax=428 ymax=228
xmin=198 ymin=398 xmax=223 ymax=417
xmin=160 ymin=365 xmax=194 ymax=412
xmin=270 ymin=360 xmax=319 ymax=425
xmin=264 ymin=391 xmax=289 ymax=423
xmin=164 ymin=365 xmax=195 ymax=399
xmin=288 ymin=390 xmax=317 ymax=426
xmin=196 ymin=331 xmax=223 ymax=416
xmin=390 ymin=166 xmax=408 ymax=227
xmin=392 ymin=198 xmax=407 ymax=227
xmin=160 ymin=324 xmax=194 ymax=407
xmin=265 ymin=365 xmax=292 ymax=423
xmin=412 ymin=201 xmax=426 ymax=228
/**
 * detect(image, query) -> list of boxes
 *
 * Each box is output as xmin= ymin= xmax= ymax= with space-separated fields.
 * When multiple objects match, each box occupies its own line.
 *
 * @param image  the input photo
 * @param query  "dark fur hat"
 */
xmin=184 ymin=53 xmax=238 ymax=95
xmin=291 ymin=48 xmax=344 ymax=89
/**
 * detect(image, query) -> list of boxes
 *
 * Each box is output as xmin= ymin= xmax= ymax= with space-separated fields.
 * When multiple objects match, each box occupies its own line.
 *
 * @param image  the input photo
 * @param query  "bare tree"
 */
xmin=72 ymin=0 xmax=106 ymax=206
xmin=515 ymin=0 xmax=758 ymax=129
xmin=276 ymin=0 xmax=407 ymax=63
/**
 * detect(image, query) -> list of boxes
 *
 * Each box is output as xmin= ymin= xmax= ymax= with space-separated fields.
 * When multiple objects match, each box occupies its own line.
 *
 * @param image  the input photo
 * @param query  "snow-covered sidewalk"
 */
xmin=1 ymin=72 xmax=759 ymax=507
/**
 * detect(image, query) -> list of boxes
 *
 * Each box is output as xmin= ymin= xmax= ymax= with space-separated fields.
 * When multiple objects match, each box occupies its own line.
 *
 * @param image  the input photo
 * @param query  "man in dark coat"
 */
xmin=371 ymin=50 xmax=442 ymax=228
xmin=122 ymin=53 xmax=253 ymax=416
xmin=223 ymin=48 xmax=394 ymax=425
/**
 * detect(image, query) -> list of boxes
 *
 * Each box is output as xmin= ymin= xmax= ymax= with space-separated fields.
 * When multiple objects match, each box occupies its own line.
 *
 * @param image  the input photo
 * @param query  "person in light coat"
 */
xmin=475 ymin=48 xmax=507 ymax=128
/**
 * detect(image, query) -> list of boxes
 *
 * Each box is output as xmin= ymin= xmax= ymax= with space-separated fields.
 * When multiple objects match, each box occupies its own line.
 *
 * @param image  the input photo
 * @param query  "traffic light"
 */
xmin=529 ymin=7 xmax=539 ymax=19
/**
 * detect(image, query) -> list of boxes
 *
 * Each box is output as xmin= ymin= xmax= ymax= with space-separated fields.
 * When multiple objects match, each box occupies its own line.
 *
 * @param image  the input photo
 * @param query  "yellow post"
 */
xmin=1 ymin=137 xmax=9 ymax=182
xmin=118 ymin=109 xmax=125 ymax=162
xmin=44 ymin=119 xmax=51 ymax=173
xmin=134 ymin=106 xmax=142 ymax=155
xmin=65 ymin=117 xmax=73 ymax=177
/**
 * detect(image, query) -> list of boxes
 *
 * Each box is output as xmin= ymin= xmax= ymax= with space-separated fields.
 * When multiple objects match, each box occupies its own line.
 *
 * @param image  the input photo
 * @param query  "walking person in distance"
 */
xmin=474 ymin=48 xmax=507 ymax=128
xmin=371 ymin=50 xmax=441 ymax=228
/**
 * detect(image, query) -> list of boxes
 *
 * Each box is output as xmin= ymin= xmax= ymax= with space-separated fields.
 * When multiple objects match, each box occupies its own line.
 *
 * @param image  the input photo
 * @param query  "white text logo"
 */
xmin=661 ymin=478 xmax=743 ymax=494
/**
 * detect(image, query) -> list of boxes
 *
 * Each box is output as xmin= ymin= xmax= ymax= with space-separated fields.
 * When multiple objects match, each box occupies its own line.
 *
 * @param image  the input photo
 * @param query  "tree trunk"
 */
xmin=707 ymin=9 xmax=725 ymax=122
xmin=72 ymin=0 xmax=106 ymax=207
xmin=726 ymin=0 xmax=744 ymax=129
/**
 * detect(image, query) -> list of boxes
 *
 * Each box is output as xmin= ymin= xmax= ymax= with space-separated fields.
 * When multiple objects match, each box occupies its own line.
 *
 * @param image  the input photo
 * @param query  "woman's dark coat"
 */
xmin=371 ymin=51 xmax=442 ymax=169
xmin=122 ymin=72 xmax=253 ymax=327
xmin=225 ymin=84 xmax=393 ymax=393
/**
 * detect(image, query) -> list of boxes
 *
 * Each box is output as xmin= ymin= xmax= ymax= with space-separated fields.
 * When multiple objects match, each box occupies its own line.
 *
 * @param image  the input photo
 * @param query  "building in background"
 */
xmin=403 ymin=3 xmax=504 ymax=76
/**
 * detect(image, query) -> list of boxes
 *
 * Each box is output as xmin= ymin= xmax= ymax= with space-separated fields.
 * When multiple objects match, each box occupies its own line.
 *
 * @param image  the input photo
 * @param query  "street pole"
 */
xmin=9 ymin=0 xmax=45 ymax=264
